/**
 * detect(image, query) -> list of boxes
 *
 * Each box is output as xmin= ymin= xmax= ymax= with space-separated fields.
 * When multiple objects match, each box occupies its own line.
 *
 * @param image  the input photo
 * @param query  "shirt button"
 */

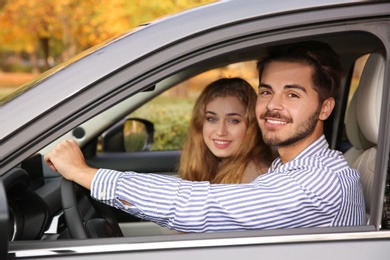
xmin=100 ymin=191 xmax=106 ymax=198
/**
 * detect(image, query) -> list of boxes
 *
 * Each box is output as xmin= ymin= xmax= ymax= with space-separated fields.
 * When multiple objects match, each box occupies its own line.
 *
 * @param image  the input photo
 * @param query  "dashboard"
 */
xmin=3 ymin=154 xmax=63 ymax=241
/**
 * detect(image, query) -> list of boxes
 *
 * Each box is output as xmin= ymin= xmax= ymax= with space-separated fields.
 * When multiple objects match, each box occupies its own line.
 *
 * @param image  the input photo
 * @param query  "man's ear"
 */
xmin=319 ymin=98 xmax=335 ymax=121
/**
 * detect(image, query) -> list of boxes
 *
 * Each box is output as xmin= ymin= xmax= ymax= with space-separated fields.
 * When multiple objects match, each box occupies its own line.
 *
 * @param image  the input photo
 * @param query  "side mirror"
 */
xmin=101 ymin=118 xmax=154 ymax=152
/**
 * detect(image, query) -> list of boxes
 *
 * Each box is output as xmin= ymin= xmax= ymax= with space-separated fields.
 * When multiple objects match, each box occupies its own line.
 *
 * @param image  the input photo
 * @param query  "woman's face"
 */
xmin=202 ymin=95 xmax=248 ymax=159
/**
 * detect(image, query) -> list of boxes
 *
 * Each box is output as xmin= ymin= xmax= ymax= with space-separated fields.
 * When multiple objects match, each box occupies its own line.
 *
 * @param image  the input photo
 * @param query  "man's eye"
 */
xmin=288 ymin=93 xmax=299 ymax=98
xmin=259 ymin=90 xmax=271 ymax=96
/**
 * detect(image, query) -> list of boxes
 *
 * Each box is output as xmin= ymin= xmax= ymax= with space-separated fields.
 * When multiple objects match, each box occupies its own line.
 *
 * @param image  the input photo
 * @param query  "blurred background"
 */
xmin=0 ymin=0 xmax=214 ymax=97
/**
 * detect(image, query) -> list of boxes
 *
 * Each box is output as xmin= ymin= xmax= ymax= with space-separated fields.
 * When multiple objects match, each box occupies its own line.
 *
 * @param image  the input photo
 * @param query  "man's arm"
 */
xmin=90 ymin=166 xmax=344 ymax=233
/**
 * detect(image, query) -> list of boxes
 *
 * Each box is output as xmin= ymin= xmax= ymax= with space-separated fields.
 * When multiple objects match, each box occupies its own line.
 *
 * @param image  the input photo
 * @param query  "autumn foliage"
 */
xmin=0 ymin=0 xmax=213 ymax=73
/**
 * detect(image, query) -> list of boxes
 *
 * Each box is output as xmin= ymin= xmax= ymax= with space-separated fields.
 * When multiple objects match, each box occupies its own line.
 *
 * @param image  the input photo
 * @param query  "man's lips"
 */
xmin=265 ymin=118 xmax=287 ymax=125
xmin=260 ymin=111 xmax=291 ymax=125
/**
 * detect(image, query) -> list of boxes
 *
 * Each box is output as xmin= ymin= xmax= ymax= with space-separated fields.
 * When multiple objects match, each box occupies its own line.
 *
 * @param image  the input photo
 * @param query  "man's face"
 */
xmin=255 ymin=61 xmax=323 ymax=148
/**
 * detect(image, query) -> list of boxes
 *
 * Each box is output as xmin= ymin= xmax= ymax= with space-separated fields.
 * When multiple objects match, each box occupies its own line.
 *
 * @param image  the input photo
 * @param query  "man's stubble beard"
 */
xmin=259 ymin=107 xmax=321 ymax=147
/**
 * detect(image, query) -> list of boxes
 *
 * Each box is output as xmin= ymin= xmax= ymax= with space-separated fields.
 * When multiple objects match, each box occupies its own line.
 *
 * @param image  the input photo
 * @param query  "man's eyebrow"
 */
xmin=285 ymin=84 xmax=307 ymax=93
xmin=258 ymin=83 xmax=271 ymax=89
xmin=258 ymin=83 xmax=307 ymax=93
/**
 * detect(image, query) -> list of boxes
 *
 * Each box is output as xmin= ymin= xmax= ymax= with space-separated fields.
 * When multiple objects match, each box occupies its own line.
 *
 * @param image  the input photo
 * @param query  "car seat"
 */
xmin=348 ymin=50 xmax=385 ymax=223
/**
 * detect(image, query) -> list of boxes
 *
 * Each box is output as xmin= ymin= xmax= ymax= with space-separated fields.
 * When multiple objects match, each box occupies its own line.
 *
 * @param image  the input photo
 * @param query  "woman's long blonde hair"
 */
xmin=178 ymin=77 xmax=273 ymax=184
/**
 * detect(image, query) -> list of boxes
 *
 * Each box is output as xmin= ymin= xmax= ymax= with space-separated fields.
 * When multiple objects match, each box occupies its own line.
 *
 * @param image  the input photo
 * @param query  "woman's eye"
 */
xmin=228 ymin=118 xmax=240 ymax=124
xmin=206 ymin=116 xmax=217 ymax=122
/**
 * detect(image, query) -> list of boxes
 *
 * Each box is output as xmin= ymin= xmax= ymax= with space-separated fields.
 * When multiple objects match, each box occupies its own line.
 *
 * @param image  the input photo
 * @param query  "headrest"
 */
xmin=355 ymin=51 xmax=385 ymax=145
xmin=345 ymin=88 xmax=374 ymax=150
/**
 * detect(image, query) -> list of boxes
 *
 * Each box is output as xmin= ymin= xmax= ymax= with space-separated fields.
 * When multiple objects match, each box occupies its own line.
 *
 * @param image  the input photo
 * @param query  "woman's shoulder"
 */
xmin=241 ymin=160 xmax=270 ymax=183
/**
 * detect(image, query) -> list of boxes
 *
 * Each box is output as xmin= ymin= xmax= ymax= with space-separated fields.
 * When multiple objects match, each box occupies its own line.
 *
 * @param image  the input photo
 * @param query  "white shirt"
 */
xmin=91 ymin=135 xmax=366 ymax=232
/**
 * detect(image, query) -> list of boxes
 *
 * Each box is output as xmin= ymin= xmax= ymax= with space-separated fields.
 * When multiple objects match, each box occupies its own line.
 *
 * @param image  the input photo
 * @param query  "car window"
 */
xmin=99 ymin=61 xmax=258 ymax=152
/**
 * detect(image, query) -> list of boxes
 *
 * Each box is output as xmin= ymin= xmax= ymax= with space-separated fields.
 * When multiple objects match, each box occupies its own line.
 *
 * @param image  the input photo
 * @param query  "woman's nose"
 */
xmin=216 ymin=122 xmax=227 ymax=136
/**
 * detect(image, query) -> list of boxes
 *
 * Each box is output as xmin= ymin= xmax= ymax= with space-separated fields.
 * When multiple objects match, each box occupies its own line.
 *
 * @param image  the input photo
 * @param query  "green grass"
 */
xmin=129 ymin=95 xmax=197 ymax=150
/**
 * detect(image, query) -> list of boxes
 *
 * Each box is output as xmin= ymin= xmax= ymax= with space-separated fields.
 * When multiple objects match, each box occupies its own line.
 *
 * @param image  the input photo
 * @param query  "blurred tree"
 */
xmin=0 ymin=0 xmax=213 ymax=73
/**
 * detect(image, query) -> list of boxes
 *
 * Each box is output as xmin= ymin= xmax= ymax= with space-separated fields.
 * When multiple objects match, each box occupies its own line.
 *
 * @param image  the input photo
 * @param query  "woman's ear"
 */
xmin=319 ymin=98 xmax=335 ymax=121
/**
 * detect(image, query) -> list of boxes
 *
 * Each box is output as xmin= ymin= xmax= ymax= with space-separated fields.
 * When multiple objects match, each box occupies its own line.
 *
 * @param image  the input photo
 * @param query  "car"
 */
xmin=1 ymin=0 xmax=390 ymax=259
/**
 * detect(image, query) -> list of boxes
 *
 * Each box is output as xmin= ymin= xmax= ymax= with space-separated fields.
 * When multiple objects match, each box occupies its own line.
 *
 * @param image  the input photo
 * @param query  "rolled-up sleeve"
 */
xmin=90 ymin=168 xmax=185 ymax=219
xmin=91 ymin=168 xmax=143 ymax=215
xmin=91 ymin=169 xmax=122 ymax=204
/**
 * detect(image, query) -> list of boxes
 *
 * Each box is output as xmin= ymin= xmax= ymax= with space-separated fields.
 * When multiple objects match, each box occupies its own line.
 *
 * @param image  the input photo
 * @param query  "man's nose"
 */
xmin=266 ymin=95 xmax=283 ymax=111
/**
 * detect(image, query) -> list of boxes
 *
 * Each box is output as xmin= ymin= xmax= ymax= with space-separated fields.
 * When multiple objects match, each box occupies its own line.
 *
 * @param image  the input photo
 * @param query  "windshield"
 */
xmin=0 ymin=30 xmax=134 ymax=106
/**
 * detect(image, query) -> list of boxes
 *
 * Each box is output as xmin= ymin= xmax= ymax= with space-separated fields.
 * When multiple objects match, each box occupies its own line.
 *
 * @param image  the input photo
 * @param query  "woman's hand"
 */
xmin=44 ymin=140 xmax=97 ymax=189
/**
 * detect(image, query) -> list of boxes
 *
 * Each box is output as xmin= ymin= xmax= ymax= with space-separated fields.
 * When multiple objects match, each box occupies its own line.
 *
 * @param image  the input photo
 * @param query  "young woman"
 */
xmin=178 ymin=77 xmax=274 ymax=184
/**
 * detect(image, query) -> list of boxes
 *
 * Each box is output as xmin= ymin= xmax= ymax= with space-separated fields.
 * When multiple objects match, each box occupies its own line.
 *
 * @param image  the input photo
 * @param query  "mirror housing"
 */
xmin=102 ymin=118 xmax=154 ymax=152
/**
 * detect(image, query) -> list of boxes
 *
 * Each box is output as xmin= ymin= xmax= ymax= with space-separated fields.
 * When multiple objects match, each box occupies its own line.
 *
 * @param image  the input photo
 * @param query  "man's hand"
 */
xmin=44 ymin=140 xmax=97 ymax=190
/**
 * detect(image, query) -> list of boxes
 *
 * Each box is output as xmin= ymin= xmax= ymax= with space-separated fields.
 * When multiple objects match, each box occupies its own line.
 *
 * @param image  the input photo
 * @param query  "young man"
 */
xmin=45 ymin=41 xmax=366 ymax=232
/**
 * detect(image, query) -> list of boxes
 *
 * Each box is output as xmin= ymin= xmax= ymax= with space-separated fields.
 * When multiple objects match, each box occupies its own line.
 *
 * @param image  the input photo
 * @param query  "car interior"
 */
xmin=345 ymin=50 xmax=385 ymax=224
xmin=3 ymin=30 xmax=389 ymax=243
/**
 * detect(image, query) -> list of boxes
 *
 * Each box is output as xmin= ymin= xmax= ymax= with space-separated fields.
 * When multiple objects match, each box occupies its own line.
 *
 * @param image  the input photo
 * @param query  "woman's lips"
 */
xmin=213 ymin=139 xmax=232 ymax=148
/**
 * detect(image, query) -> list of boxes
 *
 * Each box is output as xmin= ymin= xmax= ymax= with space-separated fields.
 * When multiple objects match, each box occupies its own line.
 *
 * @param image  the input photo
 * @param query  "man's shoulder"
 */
xmin=295 ymin=143 xmax=344 ymax=162
xmin=314 ymin=147 xmax=358 ymax=174
xmin=317 ymin=147 xmax=346 ymax=160
xmin=291 ymin=145 xmax=350 ymax=170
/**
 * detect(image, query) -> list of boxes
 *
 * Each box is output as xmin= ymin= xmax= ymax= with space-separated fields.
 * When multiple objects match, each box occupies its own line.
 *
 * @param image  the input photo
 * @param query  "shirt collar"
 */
xmin=269 ymin=135 xmax=329 ymax=171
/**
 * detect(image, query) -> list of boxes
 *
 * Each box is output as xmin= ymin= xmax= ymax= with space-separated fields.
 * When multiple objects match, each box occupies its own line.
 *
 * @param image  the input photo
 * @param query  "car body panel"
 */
xmin=8 ymin=226 xmax=389 ymax=259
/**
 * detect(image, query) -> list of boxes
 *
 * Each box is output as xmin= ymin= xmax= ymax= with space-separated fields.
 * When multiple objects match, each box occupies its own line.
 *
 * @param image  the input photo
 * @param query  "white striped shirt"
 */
xmin=91 ymin=135 xmax=366 ymax=232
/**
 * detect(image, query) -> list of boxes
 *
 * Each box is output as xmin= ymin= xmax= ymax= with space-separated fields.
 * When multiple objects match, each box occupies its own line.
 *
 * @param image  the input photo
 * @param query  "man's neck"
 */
xmin=277 ymin=133 xmax=323 ymax=164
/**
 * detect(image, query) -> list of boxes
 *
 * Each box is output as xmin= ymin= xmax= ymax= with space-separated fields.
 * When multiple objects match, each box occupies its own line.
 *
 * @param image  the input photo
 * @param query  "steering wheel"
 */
xmin=61 ymin=178 xmax=123 ymax=238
